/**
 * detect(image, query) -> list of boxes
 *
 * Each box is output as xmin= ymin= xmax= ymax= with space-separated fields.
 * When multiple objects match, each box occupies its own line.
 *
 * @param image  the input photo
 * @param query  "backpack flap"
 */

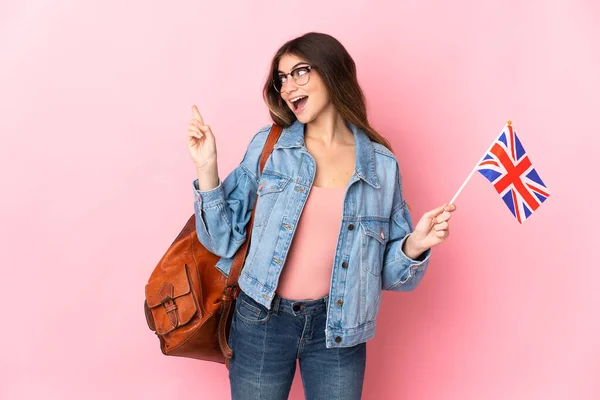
xmin=145 ymin=264 xmax=198 ymax=335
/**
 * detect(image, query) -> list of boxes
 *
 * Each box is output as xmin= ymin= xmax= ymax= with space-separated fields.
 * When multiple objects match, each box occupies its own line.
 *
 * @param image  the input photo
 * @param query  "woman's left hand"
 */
xmin=403 ymin=203 xmax=456 ymax=259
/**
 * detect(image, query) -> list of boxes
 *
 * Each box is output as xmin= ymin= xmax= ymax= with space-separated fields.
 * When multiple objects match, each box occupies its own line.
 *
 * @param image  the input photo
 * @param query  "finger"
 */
xmin=423 ymin=204 xmax=448 ymax=220
xmin=192 ymin=105 xmax=205 ymax=124
xmin=436 ymin=211 xmax=452 ymax=223
xmin=444 ymin=203 xmax=457 ymax=212
xmin=189 ymin=121 xmax=203 ymax=130
xmin=435 ymin=230 xmax=449 ymax=239
xmin=188 ymin=122 xmax=204 ymax=132
xmin=187 ymin=127 xmax=204 ymax=139
xmin=434 ymin=221 xmax=449 ymax=231
xmin=188 ymin=132 xmax=203 ymax=141
xmin=193 ymin=120 xmax=211 ymax=133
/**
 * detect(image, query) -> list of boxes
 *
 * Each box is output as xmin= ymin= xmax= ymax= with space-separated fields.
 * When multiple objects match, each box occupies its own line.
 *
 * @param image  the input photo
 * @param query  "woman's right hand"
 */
xmin=187 ymin=105 xmax=217 ymax=169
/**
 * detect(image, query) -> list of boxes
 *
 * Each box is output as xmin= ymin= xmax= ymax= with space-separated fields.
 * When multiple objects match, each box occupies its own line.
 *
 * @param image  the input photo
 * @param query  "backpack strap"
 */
xmin=218 ymin=124 xmax=283 ymax=360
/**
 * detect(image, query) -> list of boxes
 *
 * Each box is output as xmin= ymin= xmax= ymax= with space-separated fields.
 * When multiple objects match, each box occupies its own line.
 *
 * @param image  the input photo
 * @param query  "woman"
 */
xmin=187 ymin=32 xmax=455 ymax=400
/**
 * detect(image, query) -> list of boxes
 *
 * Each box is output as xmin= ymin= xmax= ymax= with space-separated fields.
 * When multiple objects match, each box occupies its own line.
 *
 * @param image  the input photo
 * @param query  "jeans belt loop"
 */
xmin=271 ymin=295 xmax=281 ymax=315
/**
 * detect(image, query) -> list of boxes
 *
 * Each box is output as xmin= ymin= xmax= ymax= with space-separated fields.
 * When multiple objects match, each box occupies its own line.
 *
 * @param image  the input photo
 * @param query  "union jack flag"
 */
xmin=477 ymin=124 xmax=550 ymax=223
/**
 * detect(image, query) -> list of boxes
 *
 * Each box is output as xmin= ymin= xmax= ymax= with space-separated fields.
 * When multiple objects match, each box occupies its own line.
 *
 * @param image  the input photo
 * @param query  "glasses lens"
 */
xmin=274 ymin=74 xmax=286 ymax=92
xmin=293 ymin=67 xmax=310 ymax=86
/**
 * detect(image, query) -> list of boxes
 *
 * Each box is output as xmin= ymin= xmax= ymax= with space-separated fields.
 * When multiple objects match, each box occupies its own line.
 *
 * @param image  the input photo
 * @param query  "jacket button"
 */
xmin=342 ymin=261 xmax=348 ymax=269
xmin=335 ymin=336 xmax=342 ymax=343
xmin=348 ymin=224 xmax=355 ymax=230
xmin=337 ymin=299 xmax=343 ymax=306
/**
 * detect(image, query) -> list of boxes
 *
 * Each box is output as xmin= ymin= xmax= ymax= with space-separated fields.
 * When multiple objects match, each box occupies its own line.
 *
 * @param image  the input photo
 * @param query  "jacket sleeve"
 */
xmin=192 ymin=125 xmax=271 ymax=258
xmin=381 ymin=162 xmax=432 ymax=291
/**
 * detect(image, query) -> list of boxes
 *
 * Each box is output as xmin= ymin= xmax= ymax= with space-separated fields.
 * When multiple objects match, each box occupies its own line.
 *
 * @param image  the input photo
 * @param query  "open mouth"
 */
xmin=290 ymin=95 xmax=308 ymax=113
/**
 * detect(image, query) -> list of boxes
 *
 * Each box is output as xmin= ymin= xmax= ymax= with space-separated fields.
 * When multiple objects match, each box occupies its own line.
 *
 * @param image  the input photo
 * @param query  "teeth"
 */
xmin=291 ymin=96 xmax=307 ymax=103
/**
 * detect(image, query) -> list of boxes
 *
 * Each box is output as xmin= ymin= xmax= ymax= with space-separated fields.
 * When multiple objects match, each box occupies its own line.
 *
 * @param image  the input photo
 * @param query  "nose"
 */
xmin=280 ymin=77 xmax=298 ymax=94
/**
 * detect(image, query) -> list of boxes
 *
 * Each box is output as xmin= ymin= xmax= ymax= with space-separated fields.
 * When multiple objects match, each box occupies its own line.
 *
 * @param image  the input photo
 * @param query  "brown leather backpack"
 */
xmin=144 ymin=124 xmax=283 ymax=368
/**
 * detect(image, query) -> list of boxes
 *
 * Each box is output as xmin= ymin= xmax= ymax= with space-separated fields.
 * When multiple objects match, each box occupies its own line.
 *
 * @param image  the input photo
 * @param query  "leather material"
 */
xmin=144 ymin=124 xmax=283 ymax=366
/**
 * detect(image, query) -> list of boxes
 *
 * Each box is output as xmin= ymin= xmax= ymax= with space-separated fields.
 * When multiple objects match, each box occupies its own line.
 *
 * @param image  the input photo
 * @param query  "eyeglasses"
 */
xmin=273 ymin=65 xmax=313 ymax=93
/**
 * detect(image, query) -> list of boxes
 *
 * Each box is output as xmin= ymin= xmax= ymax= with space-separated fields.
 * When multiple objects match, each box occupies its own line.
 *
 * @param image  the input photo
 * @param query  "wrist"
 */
xmin=403 ymin=234 xmax=426 ymax=260
xmin=195 ymin=159 xmax=217 ymax=171
xmin=196 ymin=161 xmax=219 ymax=192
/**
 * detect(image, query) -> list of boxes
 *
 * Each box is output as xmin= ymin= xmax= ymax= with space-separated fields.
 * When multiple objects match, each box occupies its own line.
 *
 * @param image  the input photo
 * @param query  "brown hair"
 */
xmin=262 ymin=32 xmax=393 ymax=152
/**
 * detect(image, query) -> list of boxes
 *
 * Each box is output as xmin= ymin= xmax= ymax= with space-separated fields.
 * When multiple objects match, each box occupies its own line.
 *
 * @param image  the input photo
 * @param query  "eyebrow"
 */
xmin=277 ymin=62 xmax=310 ymax=74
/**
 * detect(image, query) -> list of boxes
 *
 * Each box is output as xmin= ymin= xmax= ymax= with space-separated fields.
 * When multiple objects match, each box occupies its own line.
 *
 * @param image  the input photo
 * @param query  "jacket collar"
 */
xmin=274 ymin=119 xmax=380 ymax=188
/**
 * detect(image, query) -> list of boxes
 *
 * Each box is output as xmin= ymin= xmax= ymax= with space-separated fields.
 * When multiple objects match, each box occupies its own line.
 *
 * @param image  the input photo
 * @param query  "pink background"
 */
xmin=1 ymin=0 xmax=598 ymax=399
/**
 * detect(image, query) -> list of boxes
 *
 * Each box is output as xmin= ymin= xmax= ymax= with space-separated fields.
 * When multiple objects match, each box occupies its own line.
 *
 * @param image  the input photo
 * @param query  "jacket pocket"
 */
xmin=257 ymin=171 xmax=290 ymax=195
xmin=254 ymin=172 xmax=291 ymax=227
xmin=360 ymin=218 xmax=390 ymax=277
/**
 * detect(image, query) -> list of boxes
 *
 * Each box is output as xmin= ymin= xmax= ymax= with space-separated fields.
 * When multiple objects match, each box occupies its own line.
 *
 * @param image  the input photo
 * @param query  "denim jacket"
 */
xmin=192 ymin=119 xmax=431 ymax=348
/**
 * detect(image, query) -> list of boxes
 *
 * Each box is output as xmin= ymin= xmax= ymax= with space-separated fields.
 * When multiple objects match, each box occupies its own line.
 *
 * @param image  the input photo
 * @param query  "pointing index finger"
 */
xmin=191 ymin=105 xmax=204 ymax=124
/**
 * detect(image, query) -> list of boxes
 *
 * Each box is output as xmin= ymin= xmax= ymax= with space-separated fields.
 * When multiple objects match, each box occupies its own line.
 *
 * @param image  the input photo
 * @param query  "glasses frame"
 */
xmin=273 ymin=65 xmax=314 ymax=93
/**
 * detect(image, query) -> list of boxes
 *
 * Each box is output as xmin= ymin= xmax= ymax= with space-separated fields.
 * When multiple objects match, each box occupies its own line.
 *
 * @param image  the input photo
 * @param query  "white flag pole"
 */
xmin=448 ymin=121 xmax=511 ymax=205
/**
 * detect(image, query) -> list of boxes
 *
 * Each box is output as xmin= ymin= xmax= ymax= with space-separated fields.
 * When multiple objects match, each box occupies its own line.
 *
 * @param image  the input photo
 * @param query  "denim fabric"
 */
xmin=229 ymin=289 xmax=366 ymax=400
xmin=193 ymin=119 xmax=432 ymax=348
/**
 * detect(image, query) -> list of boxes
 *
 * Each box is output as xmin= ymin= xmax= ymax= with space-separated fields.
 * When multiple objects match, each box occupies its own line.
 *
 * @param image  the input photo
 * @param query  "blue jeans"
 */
xmin=228 ymin=289 xmax=367 ymax=400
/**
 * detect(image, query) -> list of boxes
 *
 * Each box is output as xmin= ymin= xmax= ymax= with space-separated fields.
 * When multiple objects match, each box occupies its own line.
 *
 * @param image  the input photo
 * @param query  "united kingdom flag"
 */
xmin=477 ymin=124 xmax=550 ymax=223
